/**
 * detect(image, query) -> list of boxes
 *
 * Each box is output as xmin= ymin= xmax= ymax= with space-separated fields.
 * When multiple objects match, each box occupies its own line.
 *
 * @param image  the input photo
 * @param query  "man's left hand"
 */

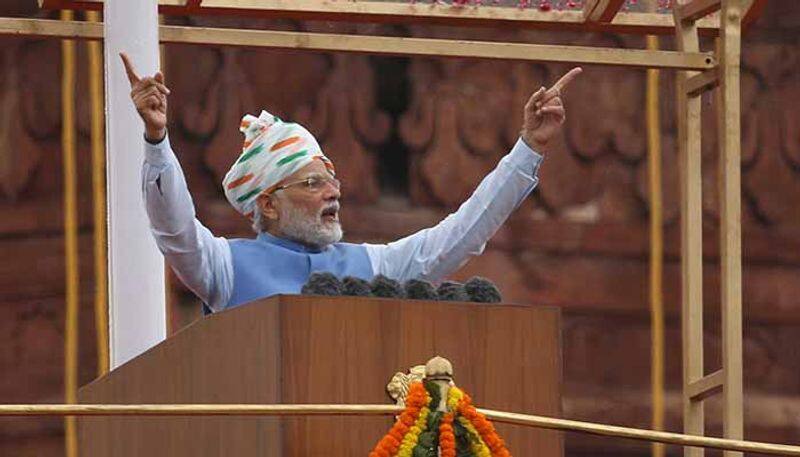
xmin=521 ymin=67 xmax=582 ymax=153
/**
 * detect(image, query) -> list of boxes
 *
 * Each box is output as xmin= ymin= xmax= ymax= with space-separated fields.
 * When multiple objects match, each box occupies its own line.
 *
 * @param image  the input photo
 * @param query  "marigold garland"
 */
xmin=448 ymin=387 xmax=489 ymax=457
xmin=396 ymin=405 xmax=430 ymax=457
xmin=453 ymin=388 xmax=512 ymax=457
xmin=458 ymin=416 xmax=492 ymax=457
xmin=371 ymin=381 xmax=512 ymax=456
xmin=369 ymin=382 xmax=429 ymax=457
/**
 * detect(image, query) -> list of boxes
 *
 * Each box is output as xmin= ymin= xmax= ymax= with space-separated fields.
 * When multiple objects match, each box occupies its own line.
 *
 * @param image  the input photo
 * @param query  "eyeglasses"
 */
xmin=272 ymin=175 xmax=341 ymax=194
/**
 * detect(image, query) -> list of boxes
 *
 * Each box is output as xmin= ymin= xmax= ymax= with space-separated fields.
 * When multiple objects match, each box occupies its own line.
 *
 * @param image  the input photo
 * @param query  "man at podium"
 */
xmin=121 ymin=53 xmax=580 ymax=313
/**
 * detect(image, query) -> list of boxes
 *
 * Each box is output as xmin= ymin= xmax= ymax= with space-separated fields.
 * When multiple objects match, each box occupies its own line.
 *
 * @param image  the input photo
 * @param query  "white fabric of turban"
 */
xmin=222 ymin=110 xmax=334 ymax=218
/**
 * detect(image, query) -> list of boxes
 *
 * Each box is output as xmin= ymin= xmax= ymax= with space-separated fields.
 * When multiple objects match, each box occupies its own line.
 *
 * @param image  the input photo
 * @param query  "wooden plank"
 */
xmin=0 ymin=18 xmax=716 ymax=71
xmin=39 ymin=0 xmax=183 ymax=8
xmin=687 ymin=370 xmax=724 ymax=402
xmin=38 ymin=0 xmax=184 ymax=5
xmin=584 ymin=0 xmax=628 ymax=23
xmin=718 ymin=1 xmax=744 ymax=456
xmin=0 ymin=17 xmax=103 ymax=40
xmin=38 ymin=0 xmax=725 ymax=36
xmin=158 ymin=25 xmax=715 ymax=70
xmin=685 ymin=67 xmax=720 ymax=96
xmin=674 ymin=6 xmax=705 ymax=457
xmin=677 ymin=0 xmax=722 ymax=23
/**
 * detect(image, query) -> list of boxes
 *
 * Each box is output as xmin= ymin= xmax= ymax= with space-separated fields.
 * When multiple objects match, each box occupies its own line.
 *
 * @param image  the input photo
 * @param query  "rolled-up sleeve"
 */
xmin=142 ymin=135 xmax=233 ymax=311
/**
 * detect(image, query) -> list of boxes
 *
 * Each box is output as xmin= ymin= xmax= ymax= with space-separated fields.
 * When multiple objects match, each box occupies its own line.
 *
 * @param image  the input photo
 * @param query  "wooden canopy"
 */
xmin=39 ymin=0 xmax=765 ymax=35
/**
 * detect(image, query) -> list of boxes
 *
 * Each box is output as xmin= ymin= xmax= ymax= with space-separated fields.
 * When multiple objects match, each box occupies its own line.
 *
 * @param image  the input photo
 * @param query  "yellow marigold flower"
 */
xmin=447 ymin=386 xmax=464 ymax=411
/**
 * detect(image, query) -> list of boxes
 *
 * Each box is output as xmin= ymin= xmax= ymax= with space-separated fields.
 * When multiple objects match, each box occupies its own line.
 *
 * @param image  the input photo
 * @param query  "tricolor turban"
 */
xmin=222 ymin=110 xmax=334 ymax=218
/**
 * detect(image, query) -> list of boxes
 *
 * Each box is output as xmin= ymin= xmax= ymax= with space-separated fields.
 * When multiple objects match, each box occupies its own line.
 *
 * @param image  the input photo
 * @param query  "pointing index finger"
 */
xmin=119 ymin=52 xmax=140 ymax=86
xmin=551 ymin=67 xmax=583 ymax=93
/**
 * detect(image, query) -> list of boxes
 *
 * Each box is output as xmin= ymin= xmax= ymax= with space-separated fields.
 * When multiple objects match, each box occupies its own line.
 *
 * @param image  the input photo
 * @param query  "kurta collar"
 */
xmin=256 ymin=231 xmax=326 ymax=254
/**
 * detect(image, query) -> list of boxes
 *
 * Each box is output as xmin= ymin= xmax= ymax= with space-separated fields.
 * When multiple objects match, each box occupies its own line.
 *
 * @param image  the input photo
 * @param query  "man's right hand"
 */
xmin=120 ymin=52 xmax=170 ymax=143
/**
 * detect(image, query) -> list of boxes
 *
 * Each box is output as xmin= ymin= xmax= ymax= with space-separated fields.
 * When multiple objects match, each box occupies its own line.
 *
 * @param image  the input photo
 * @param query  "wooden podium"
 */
xmin=78 ymin=295 xmax=563 ymax=456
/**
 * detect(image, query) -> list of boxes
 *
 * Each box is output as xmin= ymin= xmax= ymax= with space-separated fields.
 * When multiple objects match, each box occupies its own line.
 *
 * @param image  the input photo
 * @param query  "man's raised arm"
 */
xmin=121 ymin=53 xmax=232 ymax=312
xmin=365 ymin=67 xmax=583 ymax=283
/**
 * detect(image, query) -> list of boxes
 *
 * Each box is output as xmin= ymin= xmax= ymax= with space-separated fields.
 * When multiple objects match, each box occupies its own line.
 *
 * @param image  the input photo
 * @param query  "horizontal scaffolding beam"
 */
xmin=2 ymin=403 xmax=800 ymax=456
xmin=685 ymin=68 xmax=720 ymax=96
xmin=38 ymin=0 xmax=725 ymax=36
xmin=677 ymin=0 xmax=722 ymax=23
xmin=687 ymin=369 xmax=725 ymax=402
xmin=583 ymin=0 xmax=627 ymax=23
xmin=0 ymin=18 xmax=716 ymax=70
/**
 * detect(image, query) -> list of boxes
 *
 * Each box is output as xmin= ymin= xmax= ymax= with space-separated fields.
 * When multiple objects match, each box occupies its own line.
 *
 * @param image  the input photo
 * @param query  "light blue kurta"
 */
xmin=142 ymin=135 xmax=543 ymax=312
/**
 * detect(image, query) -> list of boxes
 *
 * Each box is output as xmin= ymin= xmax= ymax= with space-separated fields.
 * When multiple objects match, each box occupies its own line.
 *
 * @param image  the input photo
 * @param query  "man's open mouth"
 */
xmin=321 ymin=206 xmax=338 ymax=222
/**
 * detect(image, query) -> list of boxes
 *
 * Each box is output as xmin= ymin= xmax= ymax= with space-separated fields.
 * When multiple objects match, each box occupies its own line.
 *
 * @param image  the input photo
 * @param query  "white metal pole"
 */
xmin=104 ymin=0 xmax=165 ymax=369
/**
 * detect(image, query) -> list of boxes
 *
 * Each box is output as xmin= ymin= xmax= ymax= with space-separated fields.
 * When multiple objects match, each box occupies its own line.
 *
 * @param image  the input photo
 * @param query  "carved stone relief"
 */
xmin=0 ymin=39 xmax=58 ymax=201
xmin=400 ymin=58 xmax=516 ymax=206
xmin=399 ymin=24 xmax=800 ymax=229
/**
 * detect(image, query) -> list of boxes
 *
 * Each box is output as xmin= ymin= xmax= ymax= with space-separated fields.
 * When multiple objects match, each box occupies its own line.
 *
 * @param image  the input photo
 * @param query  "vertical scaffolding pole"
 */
xmin=674 ymin=1 xmax=745 ymax=455
xmin=60 ymin=9 xmax=79 ymax=457
xmin=646 ymin=30 xmax=666 ymax=457
xmin=86 ymin=9 xmax=109 ymax=376
xmin=719 ymin=1 xmax=744 ymax=455
xmin=674 ymin=6 xmax=705 ymax=457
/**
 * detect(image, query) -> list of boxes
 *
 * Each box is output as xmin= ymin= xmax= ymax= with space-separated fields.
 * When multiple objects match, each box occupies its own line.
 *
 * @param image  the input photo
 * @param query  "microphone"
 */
xmin=342 ymin=276 xmax=372 ymax=296
xmin=403 ymin=279 xmax=438 ymax=300
xmin=436 ymin=281 xmax=469 ymax=302
xmin=464 ymin=276 xmax=502 ymax=303
xmin=301 ymin=271 xmax=343 ymax=296
xmin=370 ymin=274 xmax=405 ymax=298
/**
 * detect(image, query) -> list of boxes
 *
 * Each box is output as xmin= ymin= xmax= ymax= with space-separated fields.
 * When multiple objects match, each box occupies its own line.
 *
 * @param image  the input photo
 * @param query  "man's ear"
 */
xmin=256 ymin=192 xmax=279 ymax=222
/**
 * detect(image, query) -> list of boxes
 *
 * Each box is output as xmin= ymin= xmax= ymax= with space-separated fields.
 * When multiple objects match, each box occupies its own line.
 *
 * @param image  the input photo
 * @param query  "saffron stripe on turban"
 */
xmin=271 ymin=136 xmax=301 ymax=151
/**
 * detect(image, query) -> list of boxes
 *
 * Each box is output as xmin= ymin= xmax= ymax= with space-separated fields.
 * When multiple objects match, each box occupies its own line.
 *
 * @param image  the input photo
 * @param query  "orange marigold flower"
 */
xmin=439 ymin=413 xmax=457 ymax=457
xmin=457 ymin=399 xmax=511 ymax=457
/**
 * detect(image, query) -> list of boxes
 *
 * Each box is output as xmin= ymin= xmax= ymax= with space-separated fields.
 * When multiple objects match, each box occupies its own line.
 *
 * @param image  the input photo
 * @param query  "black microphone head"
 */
xmin=464 ymin=276 xmax=502 ymax=303
xmin=404 ymin=279 xmax=438 ymax=300
xmin=301 ymin=271 xmax=343 ymax=296
xmin=436 ymin=280 xmax=469 ymax=302
xmin=370 ymin=274 xmax=404 ymax=298
xmin=342 ymin=276 xmax=372 ymax=296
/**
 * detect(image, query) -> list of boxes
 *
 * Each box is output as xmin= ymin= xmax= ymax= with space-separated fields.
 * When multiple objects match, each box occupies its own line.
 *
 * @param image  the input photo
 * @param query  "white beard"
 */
xmin=276 ymin=200 xmax=343 ymax=249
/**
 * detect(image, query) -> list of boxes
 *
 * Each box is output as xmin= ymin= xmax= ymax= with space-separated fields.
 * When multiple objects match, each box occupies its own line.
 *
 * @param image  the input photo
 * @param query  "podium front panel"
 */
xmin=79 ymin=295 xmax=562 ymax=456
